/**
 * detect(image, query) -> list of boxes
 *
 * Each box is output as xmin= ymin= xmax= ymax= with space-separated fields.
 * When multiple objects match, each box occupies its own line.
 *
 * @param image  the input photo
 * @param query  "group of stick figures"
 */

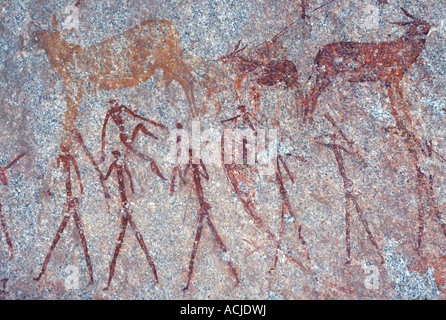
xmin=1 ymin=100 xmax=167 ymax=291
xmin=2 ymin=95 xmax=445 ymax=292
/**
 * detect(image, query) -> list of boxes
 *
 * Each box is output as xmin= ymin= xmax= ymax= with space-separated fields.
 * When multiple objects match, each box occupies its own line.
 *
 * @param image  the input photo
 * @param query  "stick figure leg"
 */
xmin=103 ymin=214 xmax=129 ymax=291
xmin=127 ymin=214 xmax=159 ymax=283
xmin=0 ymin=204 xmax=13 ymax=260
xmin=345 ymin=196 xmax=352 ymax=264
xmin=428 ymin=175 xmax=446 ymax=237
xmin=34 ymin=213 xmax=71 ymax=281
xmin=206 ymin=218 xmax=240 ymax=285
xmin=350 ymin=194 xmax=384 ymax=264
xmin=271 ymin=204 xmax=286 ymax=271
xmin=183 ymin=211 xmax=206 ymax=291
xmin=130 ymin=124 xmax=158 ymax=143
xmin=72 ymin=209 xmax=94 ymax=284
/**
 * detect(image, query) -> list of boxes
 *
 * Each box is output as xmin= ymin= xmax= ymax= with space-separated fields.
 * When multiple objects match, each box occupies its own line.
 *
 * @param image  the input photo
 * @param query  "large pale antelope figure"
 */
xmin=33 ymin=15 xmax=197 ymax=149
xmin=303 ymin=8 xmax=431 ymax=124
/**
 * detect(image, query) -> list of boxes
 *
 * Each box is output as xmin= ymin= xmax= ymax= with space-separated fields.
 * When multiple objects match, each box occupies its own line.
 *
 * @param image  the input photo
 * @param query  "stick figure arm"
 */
xmin=73 ymin=129 xmax=106 ymax=177
xmin=433 ymin=149 xmax=446 ymax=162
xmin=336 ymin=144 xmax=356 ymax=156
xmin=182 ymin=164 xmax=190 ymax=179
xmin=4 ymin=153 xmax=25 ymax=171
xmin=221 ymin=115 xmax=241 ymax=123
xmin=124 ymin=163 xmax=134 ymax=194
xmin=0 ymin=153 xmax=25 ymax=186
xmin=247 ymin=112 xmax=262 ymax=125
xmin=335 ymin=144 xmax=367 ymax=167
xmin=314 ymin=140 xmax=334 ymax=150
xmin=69 ymin=155 xmax=84 ymax=194
xmin=101 ymin=110 xmax=112 ymax=160
xmin=122 ymin=106 xmax=167 ymax=129
xmin=56 ymin=154 xmax=62 ymax=169
xmin=104 ymin=162 xmax=117 ymax=181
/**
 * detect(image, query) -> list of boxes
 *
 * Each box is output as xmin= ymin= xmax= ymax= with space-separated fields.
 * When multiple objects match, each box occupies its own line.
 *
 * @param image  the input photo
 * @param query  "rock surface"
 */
xmin=0 ymin=0 xmax=445 ymax=299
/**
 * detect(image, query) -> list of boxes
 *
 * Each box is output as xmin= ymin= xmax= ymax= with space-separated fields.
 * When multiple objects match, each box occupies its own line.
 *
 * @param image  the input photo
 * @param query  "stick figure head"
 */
xmin=60 ymin=143 xmax=70 ymax=154
xmin=108 ymin=99 xmax=120 ymax=107
xmin=237 ymin=105 xmax=247 ymax=113
xmin=111 ymin=150 xmax=121 ymax=159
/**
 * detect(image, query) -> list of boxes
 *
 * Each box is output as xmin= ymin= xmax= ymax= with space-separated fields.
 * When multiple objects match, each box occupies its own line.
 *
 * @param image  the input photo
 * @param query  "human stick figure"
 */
xmin=101 ymin=99 xmax=168 ymax=181
xmin=221 ymin=107 xmax=311 ymax=273
xmin=315 ymin=116 xmax=384 ymax=265
xmin=270 ymin=154 xmax=312 ymax=272
xmin=34 ymin=144 xmax=94 ymax=283
xmin=171 ymin=145 xmax=239 ymax=291
xmin=101 ymin=150 xmax=159 ymax=291
xmin=384 ymin=120 xmax=446 ymax=251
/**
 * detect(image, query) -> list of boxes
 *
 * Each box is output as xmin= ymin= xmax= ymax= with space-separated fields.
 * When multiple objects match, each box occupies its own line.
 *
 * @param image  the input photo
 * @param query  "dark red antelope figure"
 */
xmin=303 ymin=8 xmax=431 ymax=124
xmin=219 ymin=38 xmax=301 ymax=100
xmin=170 ymin=143 xmax=239 ymax=291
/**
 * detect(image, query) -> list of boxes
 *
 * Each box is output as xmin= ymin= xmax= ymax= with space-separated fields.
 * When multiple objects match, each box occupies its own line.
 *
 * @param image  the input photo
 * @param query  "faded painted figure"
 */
xmin=33 ymin=15 xmax=196 ymax=148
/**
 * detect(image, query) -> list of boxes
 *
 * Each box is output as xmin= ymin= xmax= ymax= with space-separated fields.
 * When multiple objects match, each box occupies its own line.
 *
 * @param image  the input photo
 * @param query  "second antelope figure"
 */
xmin=303 ymin=8 xmax=431 ymax=124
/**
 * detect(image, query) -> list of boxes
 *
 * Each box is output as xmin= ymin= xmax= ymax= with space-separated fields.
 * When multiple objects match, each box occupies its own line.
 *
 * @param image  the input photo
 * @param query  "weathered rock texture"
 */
xmin=0 ymin=0 xmax=445 ymax=299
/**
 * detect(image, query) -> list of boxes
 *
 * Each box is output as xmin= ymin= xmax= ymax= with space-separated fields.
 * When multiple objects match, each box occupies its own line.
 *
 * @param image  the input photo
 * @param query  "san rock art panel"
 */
xmin=0 ymin=0 xmax=445 ymax=299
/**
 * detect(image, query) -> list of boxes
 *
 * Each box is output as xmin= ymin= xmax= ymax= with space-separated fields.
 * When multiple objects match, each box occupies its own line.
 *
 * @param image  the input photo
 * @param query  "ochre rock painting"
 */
xmin=33 ymin=15 xmax=196 ymax=148
xmin=0 ymin=0 xmax=445 ymax=300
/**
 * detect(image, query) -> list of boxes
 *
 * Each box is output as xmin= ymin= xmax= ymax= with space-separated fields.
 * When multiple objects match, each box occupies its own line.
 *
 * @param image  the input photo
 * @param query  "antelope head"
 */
xmin=31 ymin=14 xmax=61 ymax=51
xmin=220 ymin=40 xmax=248 ymax=64
xmin=392 ymin=7 xmax=431 ymax=38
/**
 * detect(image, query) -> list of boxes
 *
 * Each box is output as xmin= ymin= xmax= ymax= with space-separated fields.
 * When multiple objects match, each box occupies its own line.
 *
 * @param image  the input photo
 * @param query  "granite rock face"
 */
xmin=0 ymin=0 xmax=445 ymax=299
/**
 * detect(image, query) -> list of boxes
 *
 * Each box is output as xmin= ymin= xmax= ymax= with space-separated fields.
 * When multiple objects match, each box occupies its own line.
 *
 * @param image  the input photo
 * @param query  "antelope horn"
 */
xmin=237 ymin=44 xmax=248 ymax=53
xmin=400 ymin=7 xmax=417 ymax=20
xmin=234 ymin=39 xmax=242 ymax=52
xmin=272 ymin=20 xmax=296 ymax=42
